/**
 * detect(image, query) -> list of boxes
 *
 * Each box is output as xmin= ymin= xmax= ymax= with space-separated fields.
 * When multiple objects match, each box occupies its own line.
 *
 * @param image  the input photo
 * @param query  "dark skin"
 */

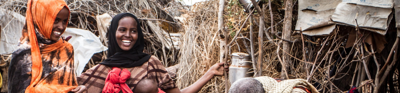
xmin=51 ymin=7 xmax=86 ymax=93
xmin=116 ymin=16 xmax=229 ymax=93
xmin=134 ymin=79 xmax=159 ymax=93
xmin=51 ymin=7 xmax=68 ymax=42
xmin=115 ymin=17 xmax=138 ymax=51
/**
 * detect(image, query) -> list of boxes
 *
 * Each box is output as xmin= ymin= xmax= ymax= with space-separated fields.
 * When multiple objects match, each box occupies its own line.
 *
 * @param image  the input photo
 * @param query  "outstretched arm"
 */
xmin=165 ymin=62 xmax=228 ymax=93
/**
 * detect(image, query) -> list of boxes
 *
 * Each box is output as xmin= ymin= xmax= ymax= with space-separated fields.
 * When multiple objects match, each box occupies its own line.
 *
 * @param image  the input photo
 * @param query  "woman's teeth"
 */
xmin=54 ymin=32 xmax=61 ymax=35
xmin=122 ymin=40 xmax=131 ymax=46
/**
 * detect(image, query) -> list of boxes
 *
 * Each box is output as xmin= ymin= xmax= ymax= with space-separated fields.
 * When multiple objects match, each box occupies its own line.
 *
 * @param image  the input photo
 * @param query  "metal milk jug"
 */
xmin=229 ymin=52 xmax=253 ymax=84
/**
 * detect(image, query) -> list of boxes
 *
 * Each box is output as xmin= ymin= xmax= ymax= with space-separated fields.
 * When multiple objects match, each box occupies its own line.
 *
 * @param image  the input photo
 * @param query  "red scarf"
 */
xmin=158 ymin=88 xmax=166 ymax=93
xmin=103 ymin=67 xmax=132 ymax=93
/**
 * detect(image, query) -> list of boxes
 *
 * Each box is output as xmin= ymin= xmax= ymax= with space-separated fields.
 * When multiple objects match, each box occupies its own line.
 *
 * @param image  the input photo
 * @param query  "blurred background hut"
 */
xmin=1 ymin=0 xmax=399 ymax=92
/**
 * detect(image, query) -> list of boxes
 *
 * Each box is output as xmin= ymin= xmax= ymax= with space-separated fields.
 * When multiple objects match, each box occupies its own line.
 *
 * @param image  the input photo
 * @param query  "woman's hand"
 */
xmin=71 ymin=85 xmax=87 ymax=93
xmin=177 ymin=62 xmax=230 ymax=93
xmin=207 ymin=62 xmax=229 ymax=76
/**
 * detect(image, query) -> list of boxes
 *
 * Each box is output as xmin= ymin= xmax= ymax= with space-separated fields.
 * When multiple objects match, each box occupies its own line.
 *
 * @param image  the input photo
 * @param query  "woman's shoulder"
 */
xmin=63 ymin=40 xmax=73 ymax=47
xmin=11 ymin=42 xmax=32 ymax=63
xmin=79 ymin=64 xmax=111 ymax=78
xmin=147 ymin=56 xmax=162 ymax=64
xmin=60 ymin=40 xmax=74 ymax=53
xmin=146 ymin=56 xmax=168 ymax=71
xmin=85 ymin=64 xmax=111 ymax=73
xmin=12 ymin=42 xmax=31 ymax=55
xmin=78 ymin=64 xmax=110 ymax=84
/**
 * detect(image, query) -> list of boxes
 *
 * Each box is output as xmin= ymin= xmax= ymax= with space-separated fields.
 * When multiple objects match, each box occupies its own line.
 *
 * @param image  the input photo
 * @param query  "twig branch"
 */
xmin=374 ymin=37 xmax=399 ymax=93
xmin=227 ymin=9 xmax=254 ymax=46
xmin=250 ymin=0 xmax=265 ymax=76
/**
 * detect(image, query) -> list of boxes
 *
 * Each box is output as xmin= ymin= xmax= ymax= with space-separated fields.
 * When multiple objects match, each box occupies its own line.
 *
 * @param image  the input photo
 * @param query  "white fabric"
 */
xmin=62 ymin=28 xmax=107 ymax=76
xmin=0 ymin=9 xmax=25 ymax=55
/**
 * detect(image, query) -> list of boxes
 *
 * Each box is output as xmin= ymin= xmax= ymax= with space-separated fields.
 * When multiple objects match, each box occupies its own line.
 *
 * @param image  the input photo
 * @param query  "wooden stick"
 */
xmin=360 ymin=44 xmax=372 ymax=81
xmin=250 ymin=0 xmax=264 ymax=76
xmin=374 ymin=37 xmax=399 ymax=93
xmin=351 ymin=62 xmax=359 ymax=87
xmin=282 ymin=0 xmax=293 ymax=79
xmin=307 ymin=36 xmax=330 ymax=81
xmin=249 ymin=14 xmax=257 ymax=77
xmin=370 ymin=45 xmax=380 ymax=72
xmin=257 ymin=16 xmax=264 ymax=77
xmin=227 ymin=10 xmax=253 ymax=46
xmin=140 ymin=18 xmax=179 ymax=25
xmin=356 ymin=57 xmax=361 ymax=87
xmin=0 ymin=25 xmax=2 ymax=40
xmin=276 ymin=41 xmax=289 ymax=79
xmin=300 ymin=29 xmax=308 ymax=76
xmin=217 ymin=0 xmax=230 ymax=92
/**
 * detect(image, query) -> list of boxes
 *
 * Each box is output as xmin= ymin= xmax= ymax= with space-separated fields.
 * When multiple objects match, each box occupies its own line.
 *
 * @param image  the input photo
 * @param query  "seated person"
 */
xmin=229 ymin=76 xmax=318 ymax=93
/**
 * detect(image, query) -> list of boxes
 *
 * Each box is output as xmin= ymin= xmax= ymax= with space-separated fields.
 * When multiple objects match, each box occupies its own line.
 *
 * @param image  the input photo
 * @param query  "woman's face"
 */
xmin=51 ymin=7 xmax=69 ymax=41
xmin=116 ymin=17 xmax=138 ymax=51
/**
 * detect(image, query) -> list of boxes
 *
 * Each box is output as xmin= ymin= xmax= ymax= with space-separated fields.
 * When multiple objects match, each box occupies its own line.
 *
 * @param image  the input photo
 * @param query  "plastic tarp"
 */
xmin=396 ymin=0 xmax=400 ymax=37
xmin=96 ymin=13 xmax=112 ymax=46
xmin=296 ymin=0 xmax=394 ymax=36
xmin=332 ymin=0 xmax=393 ymax=35
xmin=295 ymin=0 xmax=341 ymax=36
xmin=396 ymin=0 xmax=400 ymax=28
xmin=62 ymin=28 xmax=107 ymax=76
xmin=0 ymin=9 xmax=25 ymax=55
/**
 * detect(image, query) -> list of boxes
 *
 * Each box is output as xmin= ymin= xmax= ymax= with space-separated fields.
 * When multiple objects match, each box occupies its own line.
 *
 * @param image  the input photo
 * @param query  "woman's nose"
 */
xmin=124 ymin=31 xmax=131 ymax=37
xmin=56 ymin=22 xmax=65 ymax=30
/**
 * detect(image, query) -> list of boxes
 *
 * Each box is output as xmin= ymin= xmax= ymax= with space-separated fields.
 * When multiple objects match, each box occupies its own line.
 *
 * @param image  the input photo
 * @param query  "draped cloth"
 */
xmin=78 ymin=56 xmax=176 ymax=93
xmin=8 ymin=0 xmax=78 ymax=93
xmin=102 ymin=67 xmax=132 ymax=93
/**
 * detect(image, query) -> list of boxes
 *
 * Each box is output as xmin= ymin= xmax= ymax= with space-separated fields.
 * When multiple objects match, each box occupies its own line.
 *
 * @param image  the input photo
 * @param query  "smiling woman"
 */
xmin=115 ymin=17 xmax=138 ymax=51
xmin=51 ymin=8 xmax=69 ymax=41
xmin=78 ymin=13 xmax=228 ymax=93
xmin=8 ymin=0 xmax=85 ymax=93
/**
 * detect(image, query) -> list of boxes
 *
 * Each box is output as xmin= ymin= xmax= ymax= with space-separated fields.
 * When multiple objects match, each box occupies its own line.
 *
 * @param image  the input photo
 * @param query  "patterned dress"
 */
xmin=78 ymin=56 xmax=176 ymax=93
xmin=8 ymin=29 xmax=77 ymax=93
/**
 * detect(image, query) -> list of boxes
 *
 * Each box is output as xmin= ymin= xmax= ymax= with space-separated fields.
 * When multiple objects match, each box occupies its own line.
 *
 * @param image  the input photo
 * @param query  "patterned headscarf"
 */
xmin=23 ymin=0 xmax=77 ymax=92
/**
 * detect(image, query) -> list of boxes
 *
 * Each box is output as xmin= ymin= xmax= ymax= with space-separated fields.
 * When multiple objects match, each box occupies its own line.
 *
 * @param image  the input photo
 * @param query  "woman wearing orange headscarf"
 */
xmin=8 ymin=0 xmax=85 ymax=93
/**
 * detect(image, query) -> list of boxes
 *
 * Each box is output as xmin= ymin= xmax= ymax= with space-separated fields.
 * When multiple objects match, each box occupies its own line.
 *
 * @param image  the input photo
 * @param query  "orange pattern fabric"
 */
xmin=22 ymin=0 xmax=77 ymax=92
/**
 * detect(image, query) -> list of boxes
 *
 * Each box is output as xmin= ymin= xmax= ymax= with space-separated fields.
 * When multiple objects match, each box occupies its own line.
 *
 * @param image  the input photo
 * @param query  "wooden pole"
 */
xmin=374 ymin=35 xmax=399 ymax=93
xmin=250 ymin=0 xmax=264 ymax=77
xmin=250 ymin=14 xmax=257 ymax=77
xmin=0 ymin=25 xmax=2 ymax=40
xmin=257 ymin=13 xmax=264 ymax=77
xmin=282 ymin=0 xmax=293 ymax=79
xmin=218 ymin=0 xmax=229 ymax=92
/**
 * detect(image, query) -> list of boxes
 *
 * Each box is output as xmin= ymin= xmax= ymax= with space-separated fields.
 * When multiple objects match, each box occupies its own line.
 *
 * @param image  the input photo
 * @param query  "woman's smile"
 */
xmin=115 ymin=17 xmax=138 ymax=51
xmin=122 ymin=40 xmax=132 ymax=46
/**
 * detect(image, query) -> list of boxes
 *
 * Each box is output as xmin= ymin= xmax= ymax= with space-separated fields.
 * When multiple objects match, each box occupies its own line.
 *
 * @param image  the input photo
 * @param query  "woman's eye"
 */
xmin=54 ymin=20 xmax=59 ymax=23
xmin=118 ymin=28 xmax=126 ymax=32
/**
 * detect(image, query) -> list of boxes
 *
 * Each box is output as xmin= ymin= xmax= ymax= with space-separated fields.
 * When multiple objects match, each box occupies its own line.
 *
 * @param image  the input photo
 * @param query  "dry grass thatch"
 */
xmin=1 ymin=0 xmax=399 ymax=93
